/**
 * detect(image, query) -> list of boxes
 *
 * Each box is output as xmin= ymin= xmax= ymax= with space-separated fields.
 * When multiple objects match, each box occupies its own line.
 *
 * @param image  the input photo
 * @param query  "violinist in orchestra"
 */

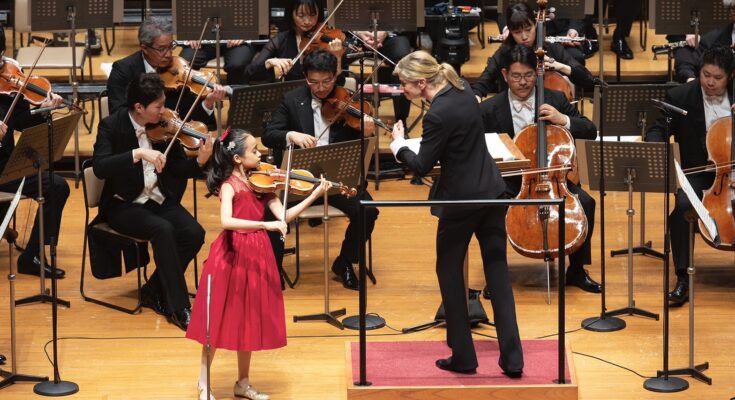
xmin=179 ymin=39 xmax=254 ymax=85
xmin=106 ymin=17 xmax=226 ymax=129
xmin=389 ymin=51 xmax=523 ymax=376
xmin=262 ymin=50 xmax=379 ymax=290
xmin=645 ymin=46 xmax=734 ymax=307
xmin=0 ymin=31 xmax=69 ymax=279
xmin=245 ymin=0 xmax=344 ymax=82
xmin=92 ymin=73 xmax=214 ymax=331
xmin=472 ymin=1 xmax=595 ymax=101
xmin=479 ymin=44 xmax=601 ymax=295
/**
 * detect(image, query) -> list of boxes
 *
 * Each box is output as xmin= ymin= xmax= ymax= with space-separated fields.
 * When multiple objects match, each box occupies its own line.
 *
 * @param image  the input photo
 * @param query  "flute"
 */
xmin=174 ymin=39 xmax=270 ymax=46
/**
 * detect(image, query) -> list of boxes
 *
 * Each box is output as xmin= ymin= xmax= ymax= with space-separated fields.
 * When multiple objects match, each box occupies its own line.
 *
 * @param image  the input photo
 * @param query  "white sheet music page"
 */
xmin=674 ymin=160 xmax=720 ymax=245
xmin=484 ymin=133 xmax=516 ymax=160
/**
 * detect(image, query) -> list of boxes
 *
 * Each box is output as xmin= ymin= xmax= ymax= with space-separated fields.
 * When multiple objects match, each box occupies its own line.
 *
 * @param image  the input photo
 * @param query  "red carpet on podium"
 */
xmin=350 ymin=339 xmax=570 ymax=386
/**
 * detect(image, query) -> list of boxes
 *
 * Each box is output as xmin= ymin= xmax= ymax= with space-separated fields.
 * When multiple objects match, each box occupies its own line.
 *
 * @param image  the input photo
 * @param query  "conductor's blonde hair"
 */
xmin=394 ymin=51 xmax=464 ymax=91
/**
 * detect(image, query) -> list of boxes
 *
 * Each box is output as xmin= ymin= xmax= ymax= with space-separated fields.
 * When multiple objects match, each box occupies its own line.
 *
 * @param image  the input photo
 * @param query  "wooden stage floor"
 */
xmin=1 ymin=21 xmax=734 ymax=400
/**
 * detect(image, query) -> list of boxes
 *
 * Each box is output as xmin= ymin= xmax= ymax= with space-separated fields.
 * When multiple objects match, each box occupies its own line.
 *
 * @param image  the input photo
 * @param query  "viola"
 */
xmin=321 ymin=86 xmax=391 ymax=132
xmin=248 ymin=162 xmax=357 ymax=198
xmin=505 ymin=0 xmax=588 ymax=260
xmin=698 ymin=116 xmax=735 ymax=250
xmin=0 ymin=61 xmax=74 ymax=107
xmin=145 ymin=108 xmax=210 ymax=156
xmin=300 ymin=26 xmax=348 ymax=56
xmin=157 ymin=57 xmax=233 ymax=97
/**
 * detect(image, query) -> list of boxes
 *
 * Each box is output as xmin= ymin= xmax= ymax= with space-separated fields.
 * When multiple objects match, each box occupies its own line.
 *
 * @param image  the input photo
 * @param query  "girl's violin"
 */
xmin=145 ymin=108 xmax=210 ymax=156
xmin=248 ymin=162 xmax=357 ymax=198
xmin=157 ymin=57 xmax=233 ymax=97
xmin=0 ymin=60 xmax=74 ymax=107
xmin=321 ymin=86 xmax=391 ymax=132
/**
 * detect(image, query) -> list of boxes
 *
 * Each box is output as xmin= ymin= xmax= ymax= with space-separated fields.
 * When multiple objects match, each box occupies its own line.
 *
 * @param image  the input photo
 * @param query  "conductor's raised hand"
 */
xmin=391 ymin=120 xmax=405 ymax=141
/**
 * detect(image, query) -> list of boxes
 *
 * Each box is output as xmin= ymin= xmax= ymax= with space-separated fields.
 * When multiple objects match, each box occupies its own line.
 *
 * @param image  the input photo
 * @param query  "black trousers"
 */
xmin=0 ymin=172 xmax=69 ymax=258
xmin=106 ymin=198 xmax=205 ymax=312
xmin=504 ymin=177 xmax=595 ymax=272
xmin=669 ymin=173 xmax=714 ymax=281
xmin=436 ymin=206 xmax=523 ymax=371
xmin=268 ymin=190 xmax=379 ymax=269
xmin=612 ymin=0 xmax=642 ymax=39
xmin=179 ymin=44 xmax=254 ymax=85
xmin=376 ymin=35 xmax=412 ymax=125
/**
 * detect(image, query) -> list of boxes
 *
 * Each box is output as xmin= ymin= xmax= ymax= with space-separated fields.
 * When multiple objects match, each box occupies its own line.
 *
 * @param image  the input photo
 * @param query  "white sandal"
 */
xmin=197 ymin=384 xmax=215 ymax=400
xmin=234 ymin=381 xmax=270 ymax=400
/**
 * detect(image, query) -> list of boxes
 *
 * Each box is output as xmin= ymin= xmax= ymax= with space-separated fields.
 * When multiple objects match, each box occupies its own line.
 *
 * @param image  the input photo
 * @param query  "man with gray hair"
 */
xmin=106 ymin=17 xmax=226 ymax=129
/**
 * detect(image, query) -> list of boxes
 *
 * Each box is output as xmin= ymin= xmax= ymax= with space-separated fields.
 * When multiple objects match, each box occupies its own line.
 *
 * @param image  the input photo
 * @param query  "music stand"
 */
xmin=0 ymin=182 xmax=49 ymax=390
xmin=653 ymin=0 xmax=729 ymax=38
xmin=174 ymin=0 xmax=268 ymax=135
xmin=30 ymin=0 xmax=113 ymax=185
xmin=290 ymin=138 xmax=377 ymax=329
xmin=593 ymin=83 xmax=679 ymax=260
xmin=0 ymin=111 xmax=82 ymax=397
xmin=578 ymin=139 xmax=680 ymax=323
xmin=330 ymin=0 xmax=423 ymax=190
xmin=227 ymin=80 xmax=306 ymax=139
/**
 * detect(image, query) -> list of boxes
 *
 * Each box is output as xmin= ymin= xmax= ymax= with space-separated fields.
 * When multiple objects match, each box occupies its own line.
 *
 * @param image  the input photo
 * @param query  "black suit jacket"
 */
xmin=395 ymin=82 xmax=506 ymax=218
xmin=106 ymin=51 xmax=217 ymax=130
xmin=646 ymin=79 xmax=726 ymax=170
xmin=676 ymin=24 xmax=732 ymax=81
xmin=479 ymin=88 xmax=598 ymax=141
xmin=471 ymin=42 xmax=595 ymax=98
xmin=262 ymin=85 xmax=363 ymax=166
xmin=245 ymin=30 xmax=303 ymax=82
xmin=92 ymin=108 xmax=203 ymax=214
xmin=0 ymin=96 xmax=44 ymax=172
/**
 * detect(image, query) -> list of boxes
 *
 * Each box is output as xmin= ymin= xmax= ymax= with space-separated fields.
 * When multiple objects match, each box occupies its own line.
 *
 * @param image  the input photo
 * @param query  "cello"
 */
xmin=698 ymin=114 xmax=735 ymax=250
xmin=505 ymin=0 xmax=588 ymax=259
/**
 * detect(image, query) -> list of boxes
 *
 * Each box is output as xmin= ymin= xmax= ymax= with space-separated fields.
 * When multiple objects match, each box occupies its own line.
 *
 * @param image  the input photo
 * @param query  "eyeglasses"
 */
xmin=145 ymin=42 xmax=176 ymax=55
xmin=305 ymin=77 xmax=336 ymax=88
xmin=509 ymin=72 xmax=535 ymax=82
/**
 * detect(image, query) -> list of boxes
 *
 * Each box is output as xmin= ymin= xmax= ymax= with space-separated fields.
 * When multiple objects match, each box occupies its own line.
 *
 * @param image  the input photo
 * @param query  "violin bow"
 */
xmin=163 ymin=74 xmax=214 ymax=157
xmin=283 ymin=0 xmax=347 ymax=81
xmin=279 ymin=142 xmax=295 ymax=242
xmin=2 ymin=39 xmax=50 ymax=125
xmin=174 ymin=18 xmax=211 ymax=115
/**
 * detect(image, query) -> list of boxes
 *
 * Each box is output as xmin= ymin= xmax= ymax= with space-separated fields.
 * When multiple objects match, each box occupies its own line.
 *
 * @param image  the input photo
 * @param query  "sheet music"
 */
xmin=0 ymin=177 xmax=25 ymax=240
xmin=402 ymin=134 xmax=515 ymax=161
xmin=674 ymin=160 xmax=720 ymax=245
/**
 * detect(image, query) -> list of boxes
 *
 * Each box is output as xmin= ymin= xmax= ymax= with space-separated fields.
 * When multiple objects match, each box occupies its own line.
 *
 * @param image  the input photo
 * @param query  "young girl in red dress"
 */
xmin=186 ymin=128 xmax=329 ymax=400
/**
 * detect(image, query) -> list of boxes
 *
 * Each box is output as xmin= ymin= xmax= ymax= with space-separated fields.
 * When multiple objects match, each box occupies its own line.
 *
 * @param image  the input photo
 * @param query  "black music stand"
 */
xmin=227 ymin=80 xmax=306 ymax=139
xmin=175 ymin=0 xmax=268 ymax=135
xmin=330 ymin=0 xmax=423 ymax=190
xmin=593 ymin=83 xmax=679 ymax=260
xmin=653 ymin=0 xmax=729 ymax=39
xmin=0 ymin=184 xmax=49 ymax=389
xmin=30 ymin=0 xmax=113 ymax=185
xmin=578 ymin=139 xmax=679 ymax=323
xmin=290 ymin=138 xmax=377 ymax=329
xmin=0 ymin=112 xmax=82 ymax=397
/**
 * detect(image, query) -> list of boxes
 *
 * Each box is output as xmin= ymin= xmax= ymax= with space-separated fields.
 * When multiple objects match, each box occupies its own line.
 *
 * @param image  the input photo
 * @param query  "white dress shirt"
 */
xmin=701 ymin=87 xmax=731 ymax=131
xmin=129 ymin=113 xmax=165 ymax=205
xmin=508 ymin=88 xmax=571 ymax=135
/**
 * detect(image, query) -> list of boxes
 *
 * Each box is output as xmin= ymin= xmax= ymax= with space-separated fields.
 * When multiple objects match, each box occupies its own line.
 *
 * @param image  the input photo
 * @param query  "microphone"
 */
xmin=30 ymin=104 xmax=67 ymax=116
xmin=650 ymin=99 xmax=687 ymax=116
xmin=346 ymin=51 xmax=375 ymax=59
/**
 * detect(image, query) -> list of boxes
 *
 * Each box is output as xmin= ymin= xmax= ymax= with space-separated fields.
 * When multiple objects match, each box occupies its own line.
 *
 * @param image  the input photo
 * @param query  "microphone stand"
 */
xmin=643 ymin=104 xmax=688 ymax=393
xmin=33 ymin=109 xmax=78 ymax=397
xmin=582 ymin=78 xmax=626 ymax=333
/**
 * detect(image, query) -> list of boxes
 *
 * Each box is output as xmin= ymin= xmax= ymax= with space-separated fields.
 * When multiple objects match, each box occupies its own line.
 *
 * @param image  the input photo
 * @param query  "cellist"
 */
xmin=479 ymin=44 xmax=600 ymax=295
xmin=645 ymin=46 xmax=735 ymax=307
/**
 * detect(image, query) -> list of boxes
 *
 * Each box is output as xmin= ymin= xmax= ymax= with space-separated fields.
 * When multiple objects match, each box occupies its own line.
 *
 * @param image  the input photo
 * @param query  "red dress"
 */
xmin=186 ymin=175 xmax=287 ymax=352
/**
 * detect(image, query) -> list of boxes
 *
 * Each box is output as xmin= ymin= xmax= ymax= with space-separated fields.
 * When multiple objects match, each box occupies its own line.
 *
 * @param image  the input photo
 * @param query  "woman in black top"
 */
xmin=245 ymin=0 xmax=343 ymax=82
xmin=471 ymin=2 xmax=595 ymax=99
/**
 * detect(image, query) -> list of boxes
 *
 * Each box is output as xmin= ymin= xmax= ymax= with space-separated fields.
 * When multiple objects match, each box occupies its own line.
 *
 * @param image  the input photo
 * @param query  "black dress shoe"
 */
xmin=502 ymin=368 xmax=523 ymax=378
xmin=331 ymin=257 xmax=358 ymax=290
xmin=168 ymin=308 xmax=191 ymax=331
xmin=566 ymin=268 xmax=602 ymax=293
xmin=0 ymin=353 xmax=6 ymax=365
xmin=482 ymin=286 xmax=491 ymax=300
xmin=611 ymin=38 xmax=633 ymax=60
xmin=435 ymin=357 xmax=477 ymax=374
xmin=17 ymin=255 xmax=65 ymax=279
xmin=668 ymin=280 xmax=689 ymax=307
xmin=140 ymin=288 xmax=169 ymax=316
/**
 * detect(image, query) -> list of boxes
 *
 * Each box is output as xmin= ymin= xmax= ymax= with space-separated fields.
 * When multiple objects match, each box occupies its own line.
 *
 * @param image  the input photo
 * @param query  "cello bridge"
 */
xmin=535 ymin=182 xmax=552 ymax=193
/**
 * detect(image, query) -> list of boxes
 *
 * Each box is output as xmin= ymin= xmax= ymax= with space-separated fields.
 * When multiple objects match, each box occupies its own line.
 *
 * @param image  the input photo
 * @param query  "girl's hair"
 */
xmin=287 ymin=0 xmax=325 ymax=29
xmin=394 ymin=50 xmax=464 ymax=91
xmin=206 ymin=128 xmax=254 ymax=196
xmin=504 ymin=2 xmax=536 ymax=45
